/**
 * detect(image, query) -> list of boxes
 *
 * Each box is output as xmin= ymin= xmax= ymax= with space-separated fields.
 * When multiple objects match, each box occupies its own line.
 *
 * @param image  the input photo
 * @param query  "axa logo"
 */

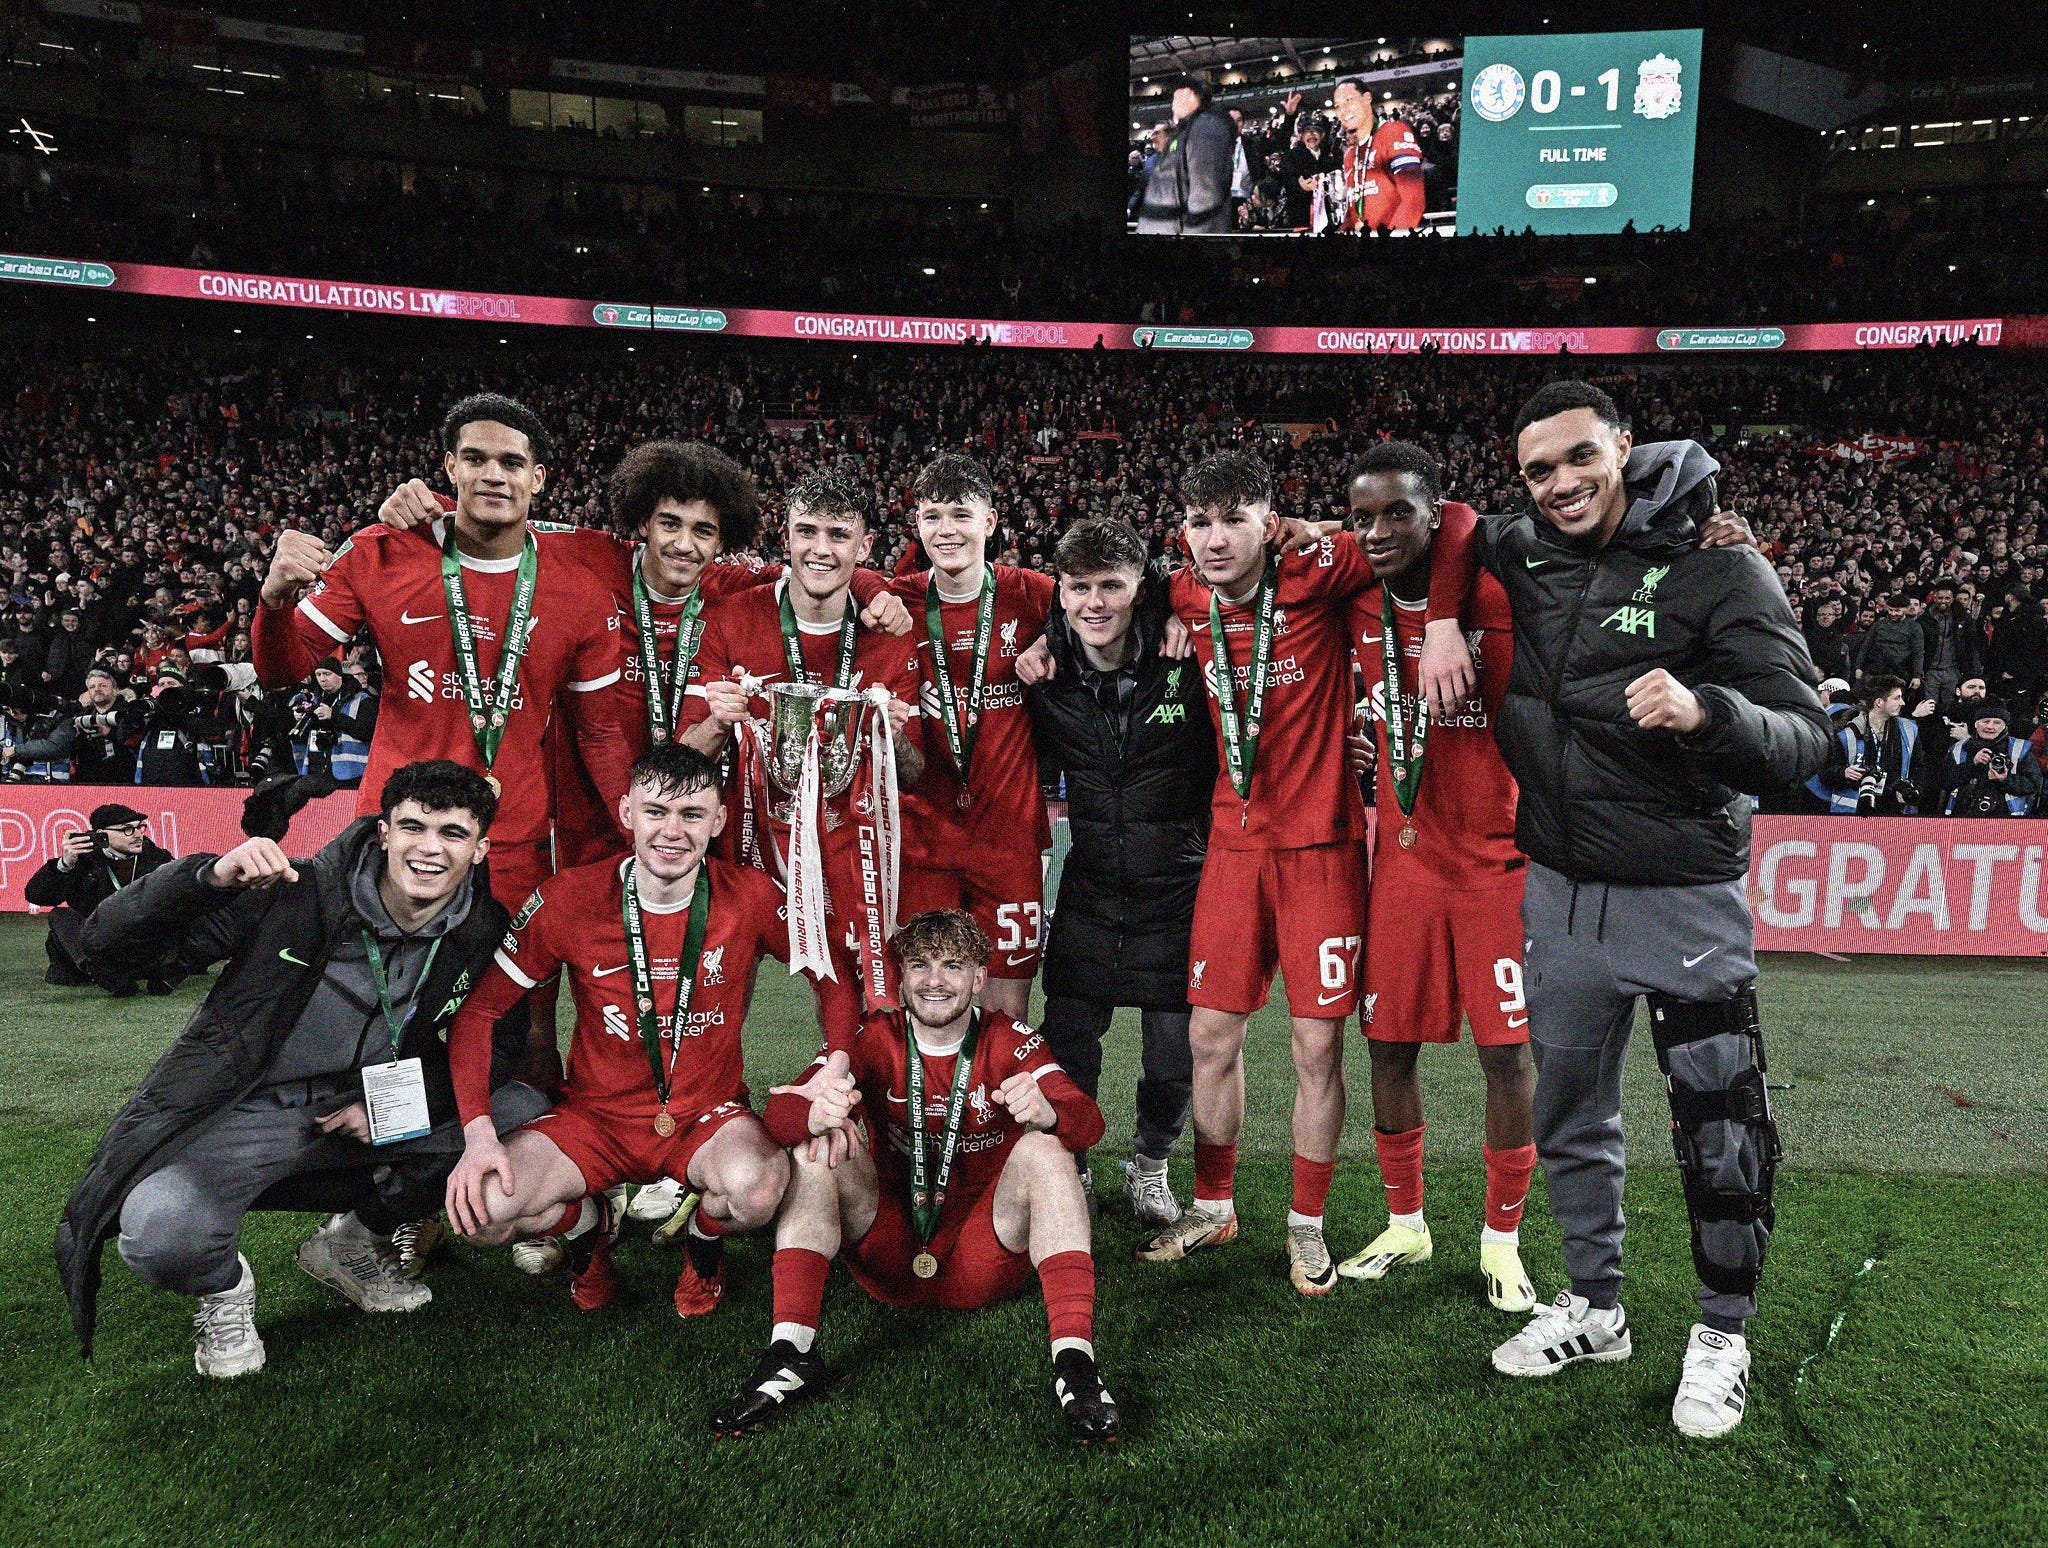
xmin=700 ymin=945 xmax=725 ymax=986
xmin=1146 ymin=700 xmax=1186 ymax=724
xmin=1191 ymin=960 xmax=1207 ymax=989
xmin=407 ymin=660 xmax=437 ymax=702
xmin=1602 ymin=606 xmax=1657 ymax=637
xmin=1633 ymin=564 xmax=1670 ymax=604
xmin=601 ymin=1004 xmax=633 ymax=1040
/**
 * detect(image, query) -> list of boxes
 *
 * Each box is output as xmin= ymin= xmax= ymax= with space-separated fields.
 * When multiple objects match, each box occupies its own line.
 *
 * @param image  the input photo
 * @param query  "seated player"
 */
xmin=443 ymin=743 xmax=793 ymax=1318
xmin=1333 ymin=444 xmax=1537 ymax=1312
xmin=712 ymin=910 xmax=1119 ymax=1443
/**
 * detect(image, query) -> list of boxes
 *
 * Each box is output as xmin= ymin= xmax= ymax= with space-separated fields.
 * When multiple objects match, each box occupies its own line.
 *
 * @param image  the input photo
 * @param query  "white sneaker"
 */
xmin=192 ymin=1253 xmax=265 ymax=1378
xmin=628 ymin=1177 xmax=686 ymax=1224
xmin=1672 ymin=1324 xmax=1751 ymax=1438
xmin=295 ymin=1214 xmax=431 ymax=1312
xmin=511 ymin=1236 xmax=564 ymax=1275
xmin=1122 ymin=1160 xmax=1182 ymax=1231
xmin=1490 ymin=1292 xmax=1631 ymax=1377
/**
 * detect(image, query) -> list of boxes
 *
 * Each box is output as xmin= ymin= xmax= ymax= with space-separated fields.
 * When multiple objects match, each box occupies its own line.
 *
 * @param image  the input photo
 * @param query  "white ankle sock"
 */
xmin=1390 ymin=1210 xmax=1426 ymax=1232
xmin=1481 ymin=1225 xmax=1519 ymax=1246
xmin=1286 ymin=1210 xmax=1323 ymax=1231
xmin=1051 ymin=1337 xmax=1095 ymax=1362
xmin=772 ymin=1321 xmax=817 ymax=1353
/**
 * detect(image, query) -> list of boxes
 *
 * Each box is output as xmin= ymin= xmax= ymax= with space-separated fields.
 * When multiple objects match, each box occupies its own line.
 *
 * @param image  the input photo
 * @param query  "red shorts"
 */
xmin=901 ymin=845 xmax=1046 ymax=980
xmin=844 ymin=1180 xmax=1033 ymax=1310
xmin=519 ymin=1097 xmax=756 ymax=1194
xmin=488 ymin=838 xmax=556 ymax=917
xmin=1364 ymin=869 xmax=1528 ymax=1046
xmin=1187 ymin=841 xmax=1368 ymax=1017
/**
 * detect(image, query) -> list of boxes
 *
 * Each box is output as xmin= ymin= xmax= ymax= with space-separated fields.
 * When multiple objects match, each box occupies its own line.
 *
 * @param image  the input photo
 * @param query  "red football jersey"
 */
xmin=254 ymin=518 xmax=622 ymax=848
xmin=892 ymin=564 xmax=1056 ymax=861
xmin=1345 ymin=119 xmax=1424 ymax=231
xmin=448 ymin=855 xmax=787 ymax=1126
xmin=1170 ymin=536 xmax=1376 ymax=851
xmin=764 ymin=1009 xmax=1104 ymax=1226
xmin=1351 ymin=565 xmax=1521 ymax=890
xmin=545 ymin=529 xmax=778 ymax=863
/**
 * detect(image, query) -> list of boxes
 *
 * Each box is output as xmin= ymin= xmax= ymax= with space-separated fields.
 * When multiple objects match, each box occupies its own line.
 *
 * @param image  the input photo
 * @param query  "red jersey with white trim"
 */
xmin=447 ymin=855 xmax=787 ymax=1127
xmin=544 ymin=527 xmax=778 ymax=860
xmin=763 ymin=1010 xmax=1104 ymax=1220
xmin=1350 ymin=562 xmax=1521 ymax=890
xmin=1344 ymin=119 xmax=1424 ymax=231
xmin=259 ymin=519 xmax=621 ymax=848
xmin=679 ymin=578 xmax=925 ymax=855
xmin=892 ymin=564 xmax=1055 ymax=860
xmin=1170 ymin=536 xmax=1376 ymax=851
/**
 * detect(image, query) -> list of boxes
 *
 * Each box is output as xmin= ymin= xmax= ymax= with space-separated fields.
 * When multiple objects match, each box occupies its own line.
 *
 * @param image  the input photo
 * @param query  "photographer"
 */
xmin=289 ymin=659 xmax=377 ymax=787
xmin=1811 ymin=677 xmax=1927 ymax=814
xmin=134 ymin=672 xmax=207 ymax=786
xmin=1 ymin=668 xmax=141 ymax=783
xmin=1942 ymin=700 xmax=2042 ymax=817
xmin=23 ymin=803 xmax=175 ymax=993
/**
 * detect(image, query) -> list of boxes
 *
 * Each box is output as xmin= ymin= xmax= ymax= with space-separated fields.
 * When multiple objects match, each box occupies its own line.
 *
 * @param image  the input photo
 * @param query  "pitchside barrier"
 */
xmin=0 ymin=251 xmax=2030 ymax=357
xmin=2 ymin=789 xmax=2042 ymax=956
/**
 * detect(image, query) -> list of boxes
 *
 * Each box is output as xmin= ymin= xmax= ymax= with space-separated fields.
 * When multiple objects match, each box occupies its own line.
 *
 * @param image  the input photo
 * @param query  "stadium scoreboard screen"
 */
xmin=1128 ymin=30 xmax=1700 ymax=238
xmin=1457 ymin=30 xmax=1702 ymax=235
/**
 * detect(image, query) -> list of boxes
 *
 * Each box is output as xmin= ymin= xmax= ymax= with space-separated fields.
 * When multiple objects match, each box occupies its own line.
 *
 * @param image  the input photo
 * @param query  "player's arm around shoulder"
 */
xmin=1675 ymin=545 xmax=1834 ymax=787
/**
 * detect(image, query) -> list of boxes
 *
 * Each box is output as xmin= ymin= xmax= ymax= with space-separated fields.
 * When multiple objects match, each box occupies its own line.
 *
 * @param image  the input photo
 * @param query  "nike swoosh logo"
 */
xmin=591 ymin=963 xmax=628 ymax=977
xmin=1507 ymin=1015 xmax=1528 ymax=1028
xmin=1002 ymin=952 xmax=1034 ymax=966
xmin=1524 ymin=557 xmax=1550 ymax=569
xmin=1317 ymin=991 xmax=1348 ymax=1006
xmin=1682 ymin=948 xmax=1719 ymax=969
xmin=278 ymin=948 xmax=309 ymax=966
xmin=400 ymin=611 xmax=445 ymax=625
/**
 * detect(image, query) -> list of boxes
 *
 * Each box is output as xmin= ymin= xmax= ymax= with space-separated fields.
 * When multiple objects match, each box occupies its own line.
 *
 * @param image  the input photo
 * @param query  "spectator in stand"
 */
xmin=43 ymin=610 xmax=94 ymax=701
xmin=1918 ymin=581 xmax=1979 ymax=706
xmin=1802 ymin=597 xmax=1852 ymax=687
xmin=1854 ymin=594 xmax=1925 ymax=696
xmin=1941 ymin=699 xmax=2043 ymax=817
xmin=1281 ymin=116 xmax=1340 ymax=232
xmin=23 ymin=803 xmax=178 ymax=994
xmin=1811 ymin=677 xmax=1927 ymax=814
xmin=289 ymin=659 xmax=377 ymax=788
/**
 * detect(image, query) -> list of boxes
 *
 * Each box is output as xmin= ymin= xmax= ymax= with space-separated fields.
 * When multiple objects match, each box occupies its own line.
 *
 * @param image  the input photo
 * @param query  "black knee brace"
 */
xmin=1647 ymin=986 xmax=1781 ymax=1300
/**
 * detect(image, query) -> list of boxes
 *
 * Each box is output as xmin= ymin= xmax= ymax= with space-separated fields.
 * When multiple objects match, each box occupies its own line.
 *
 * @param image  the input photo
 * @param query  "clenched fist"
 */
xmin=211 ymin=836 xmax=300 ymax=890
xmin=262 ymin=530 xmax=334 ymax=608
xmin=1625 ymin=668 xmax=1704 ymax=734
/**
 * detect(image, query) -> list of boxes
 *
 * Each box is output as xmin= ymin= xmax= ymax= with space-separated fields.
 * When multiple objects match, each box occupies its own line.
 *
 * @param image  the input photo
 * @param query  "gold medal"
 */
xmin=485 ymin=774 xmax=502 ymax=796
xmin=1398 ymin=824 xmax=1418 ymax=850
xmin=653 ymin=1110 xmax=677 ymax=1138
xmin=911 ymin=1251 xmax=940 ymax=1280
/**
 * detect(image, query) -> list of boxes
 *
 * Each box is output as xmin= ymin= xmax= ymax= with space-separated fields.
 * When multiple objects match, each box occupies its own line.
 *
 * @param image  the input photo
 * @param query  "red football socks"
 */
xmin=1374 ymin=1125 xmax=1426 ymax=1219
xmin=1193 ymin=1141 xmax=1237 ymax=1205
xmin=690 ymin=1207 xmax=734 ymax=1239
xmin=1291 ymin=1154 xmax=1337 ymax=1219
xmin=546 ymin=1198 xmax=583 ymax=1238
xmin=1484 ymin=1142 xmax=1538 ymax=1234
xmin=772 ymin=1247 xmax=831 ymax=1335
xmin=1037 ymin=1250 xmax=1096 ymax=1349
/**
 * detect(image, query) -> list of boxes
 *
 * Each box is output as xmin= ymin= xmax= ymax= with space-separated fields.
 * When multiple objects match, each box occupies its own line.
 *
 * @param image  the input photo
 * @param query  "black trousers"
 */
xmin=1038 ymin=994 xmax=1193 ymax=1164
xmin=44 ymin=906 xmax=181 ymax=992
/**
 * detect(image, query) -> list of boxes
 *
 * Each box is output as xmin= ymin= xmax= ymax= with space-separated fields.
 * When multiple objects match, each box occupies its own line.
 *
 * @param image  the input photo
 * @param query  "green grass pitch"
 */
xmin=1 ymin=907 xmax=2043 ymax=1547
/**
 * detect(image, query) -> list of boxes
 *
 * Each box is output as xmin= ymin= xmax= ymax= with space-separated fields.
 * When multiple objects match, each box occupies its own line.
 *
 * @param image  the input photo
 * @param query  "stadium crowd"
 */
xmin=1 ymin=333 xmax=2043 ymax=806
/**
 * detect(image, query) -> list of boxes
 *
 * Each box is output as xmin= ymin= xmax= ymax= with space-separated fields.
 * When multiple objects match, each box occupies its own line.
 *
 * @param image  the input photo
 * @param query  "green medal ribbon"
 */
xmin=779 ymin=582 xmax=859 ymax=689
xmin=440 ymin=521 xmax=539 ymax=776
xmin=905 ymin=1010 xmax=981 ymax=1244
xmin=1207 ymin=559 xmax=1279 ymax=811
xmin=359 ymin=931 xmax=443 ymax=1061
xmin=632 ymin=562 xmax=703 ymax=745
xmin=924 ymin=569 xmax=997 ymax=804
xmin=619 ymin=860 xmax=712 ymax=1111
xmin=1380 ymin=591 xmax=1431 ymax=818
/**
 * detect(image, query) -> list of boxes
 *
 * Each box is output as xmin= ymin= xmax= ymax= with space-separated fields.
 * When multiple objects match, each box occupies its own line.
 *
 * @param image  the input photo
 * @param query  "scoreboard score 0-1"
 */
xmin=1456 ymin=29 xmax=1703 ymax=236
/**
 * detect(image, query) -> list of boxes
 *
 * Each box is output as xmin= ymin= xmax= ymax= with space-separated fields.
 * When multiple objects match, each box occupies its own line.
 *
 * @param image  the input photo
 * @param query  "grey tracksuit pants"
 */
xmin=1522 ymin=862 xmax=1767 ymax=1327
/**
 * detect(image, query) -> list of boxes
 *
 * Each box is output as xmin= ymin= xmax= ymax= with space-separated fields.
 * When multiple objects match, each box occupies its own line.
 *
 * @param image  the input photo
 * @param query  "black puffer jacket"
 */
xmin=1480 ymin=441 xmax=1832 ymax=886
xmin=1027 ymin=576 xmax=1215 ymax=1007
xmin=1135 ymin=105 xmax=1237 ymax=234
xmin=54 ymin=817 xmax=519 ymax=1354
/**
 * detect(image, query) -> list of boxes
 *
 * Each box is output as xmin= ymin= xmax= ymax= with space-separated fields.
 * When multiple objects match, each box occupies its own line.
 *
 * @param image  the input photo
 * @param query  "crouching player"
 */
xmin=712 ymin=910 xmax=1120 ymax=1443
xmin=443 ymin=744 xmax=792 ymax=1317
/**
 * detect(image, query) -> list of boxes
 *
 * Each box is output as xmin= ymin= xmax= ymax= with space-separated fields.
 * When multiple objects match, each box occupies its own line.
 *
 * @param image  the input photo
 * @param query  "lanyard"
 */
xmin=1208 ymin=559 xmax=1279 ymax=812
xmin=631 ymin=562 xmax=703 ymax=745
xmin=1380 ymin=591 xmax=1431 ymax=818
xmin=619 ymin=860 xmax=711 ymax=1113
xmin=359 ymin=931 xmax=443 ymax=1061
xmin=440 ymin=521 xmax=538 ymax=777
xmin=779 ymin=582 xmax=859 ymax=689
xmin=924 ymin=569 xmax=997 ymax=802
xmin=905 ymin=1011 xmax=981 ymax=1244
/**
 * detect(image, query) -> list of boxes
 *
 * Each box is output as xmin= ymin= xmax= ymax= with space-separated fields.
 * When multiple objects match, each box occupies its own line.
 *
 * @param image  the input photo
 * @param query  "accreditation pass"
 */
xmin=362 ymin=1058 xmax=432 ymax=1145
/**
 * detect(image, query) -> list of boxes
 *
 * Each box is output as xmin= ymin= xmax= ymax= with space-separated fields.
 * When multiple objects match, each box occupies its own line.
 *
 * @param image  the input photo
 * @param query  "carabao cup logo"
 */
xmin=1471 ymin=63 xmax=1526 ymax=122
